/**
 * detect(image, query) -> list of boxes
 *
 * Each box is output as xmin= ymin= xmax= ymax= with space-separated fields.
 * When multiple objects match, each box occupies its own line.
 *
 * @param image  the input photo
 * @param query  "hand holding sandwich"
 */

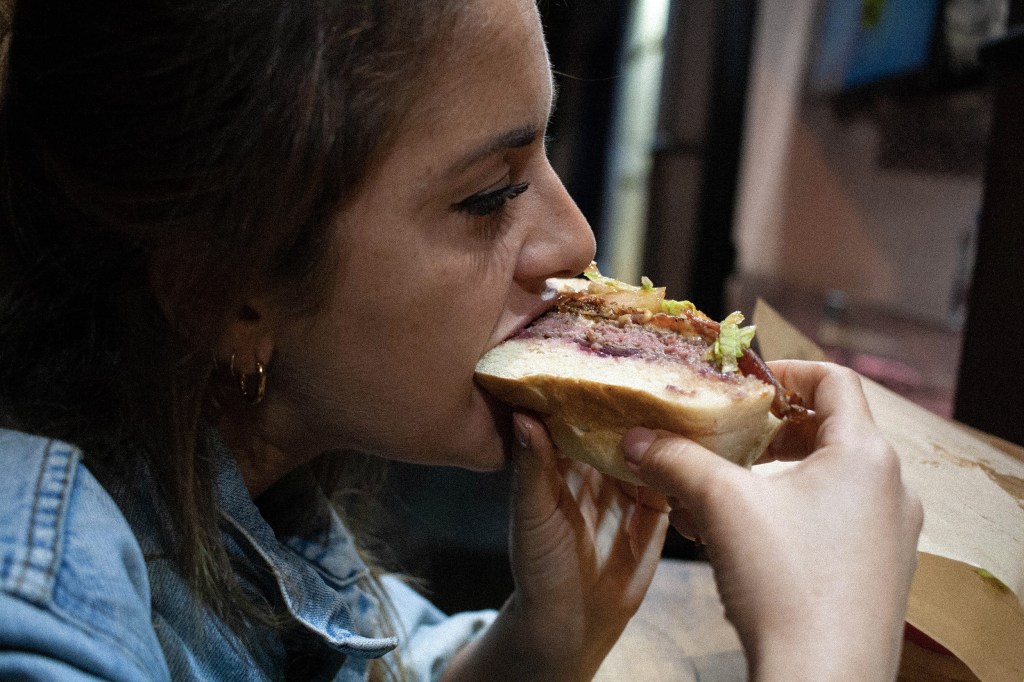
xmin=443 ymin=413 xmax=669 ymax=682
xmin=622 ymin=360 xmax=924 ymax=682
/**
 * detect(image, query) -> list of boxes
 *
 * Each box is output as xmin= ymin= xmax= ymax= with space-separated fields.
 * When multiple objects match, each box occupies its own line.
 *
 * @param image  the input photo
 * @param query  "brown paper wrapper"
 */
xmin=753 ymin=300 xmax=1024 ymax=682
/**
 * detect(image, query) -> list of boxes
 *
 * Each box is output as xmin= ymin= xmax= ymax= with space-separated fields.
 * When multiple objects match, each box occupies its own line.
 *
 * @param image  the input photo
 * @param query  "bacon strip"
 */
xmin=559 ymin=295 xmax=721 ymax=340
xmin=738 ymin=349 xmax=810 ymax=421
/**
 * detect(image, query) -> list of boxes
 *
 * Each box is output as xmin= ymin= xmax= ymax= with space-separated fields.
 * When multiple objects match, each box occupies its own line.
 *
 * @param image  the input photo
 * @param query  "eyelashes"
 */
xmin=453 ymin=181 xmax=530 ymax=217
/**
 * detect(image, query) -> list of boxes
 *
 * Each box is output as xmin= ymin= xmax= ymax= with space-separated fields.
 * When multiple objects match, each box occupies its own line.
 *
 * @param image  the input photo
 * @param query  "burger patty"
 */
xmin=516 ymin=309 xmax=745 ymax=382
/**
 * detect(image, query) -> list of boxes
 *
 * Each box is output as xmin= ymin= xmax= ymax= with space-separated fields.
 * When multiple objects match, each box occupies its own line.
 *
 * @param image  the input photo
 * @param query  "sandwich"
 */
xmin=474 ymin=263 xmax=806 ymax=484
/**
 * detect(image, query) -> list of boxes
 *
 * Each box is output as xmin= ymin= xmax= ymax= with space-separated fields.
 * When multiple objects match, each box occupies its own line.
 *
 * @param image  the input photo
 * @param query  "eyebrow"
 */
xmin=446 ymin=124 xmax=539 ymax=176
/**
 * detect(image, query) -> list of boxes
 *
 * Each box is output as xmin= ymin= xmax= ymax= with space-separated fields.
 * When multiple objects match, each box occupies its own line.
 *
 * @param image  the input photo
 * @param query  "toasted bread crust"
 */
xmin=475 ymin=337 xmax=781 ymax=483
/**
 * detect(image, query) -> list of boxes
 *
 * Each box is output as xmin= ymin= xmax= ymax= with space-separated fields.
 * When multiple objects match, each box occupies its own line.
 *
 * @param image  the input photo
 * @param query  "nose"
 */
xmin=515 ymin=164 xmax=596 ymax=288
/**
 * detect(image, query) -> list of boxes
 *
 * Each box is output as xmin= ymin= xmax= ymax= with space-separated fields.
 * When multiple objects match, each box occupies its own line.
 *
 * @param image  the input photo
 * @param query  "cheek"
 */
xmin=396 ymin=313 xmax=489 ymax=398
xmin=331 ymin=288 xmax=491 ymax=413
xmin=339 ymin=328 xmax=506 ymax=467
xmin=305 ymin=220 xmax=516 ymax=459
xmin=363 ymin=291 xmax=508 ymax=453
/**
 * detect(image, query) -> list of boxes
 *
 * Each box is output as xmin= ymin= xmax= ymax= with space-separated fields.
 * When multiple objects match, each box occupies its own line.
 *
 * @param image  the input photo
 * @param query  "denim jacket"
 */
xmin=0 ymin=428 xmax=495 ymax=680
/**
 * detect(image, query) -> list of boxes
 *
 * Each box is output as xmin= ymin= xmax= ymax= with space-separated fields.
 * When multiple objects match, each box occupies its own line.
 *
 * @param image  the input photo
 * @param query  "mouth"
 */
xmin=472 ymin=294 xmax=559 ymax=410
xmin=470 ymin=293 xmax=564 ymax=462
xmin=501 ymin=296 xmax=560 ymax=344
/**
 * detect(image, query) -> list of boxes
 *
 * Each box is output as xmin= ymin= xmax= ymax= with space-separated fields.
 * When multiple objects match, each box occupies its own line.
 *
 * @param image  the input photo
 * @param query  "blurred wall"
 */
xmin=777 ymin=100 xmax=983 ymax=326
xmin=734 ymin=0 xmax=820 ymax=293
xmin=735 ymin=0 xmax=988 ymax=327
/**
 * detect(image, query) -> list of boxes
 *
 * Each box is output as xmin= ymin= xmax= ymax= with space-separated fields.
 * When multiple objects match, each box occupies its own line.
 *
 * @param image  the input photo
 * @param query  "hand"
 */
xmin=621 ymin=361 xmax=923 ymax=682
xmin=442 ymin=412 xmax=668 ymax=682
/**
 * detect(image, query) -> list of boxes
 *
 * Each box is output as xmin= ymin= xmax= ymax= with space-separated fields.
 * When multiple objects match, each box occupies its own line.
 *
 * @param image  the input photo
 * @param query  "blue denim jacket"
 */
xmin=0 ymin=428 xmax=495 ymax=680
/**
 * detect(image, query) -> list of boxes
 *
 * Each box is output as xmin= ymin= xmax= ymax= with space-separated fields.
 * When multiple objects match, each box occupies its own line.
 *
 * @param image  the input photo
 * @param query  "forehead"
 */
xmin=393 ymin=0 xmax=553 ymax=158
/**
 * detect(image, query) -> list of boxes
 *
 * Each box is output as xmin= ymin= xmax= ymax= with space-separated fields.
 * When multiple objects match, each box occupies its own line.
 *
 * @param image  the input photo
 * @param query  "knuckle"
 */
xmin=829 ymin=363 xmax=858 ymax=381
xmin=692 ymin=464 xmax=737 ymax=508
xmin=859 ymin=433 xmax=900 ymax=473
xmin=820 ymin=362 xmax=862 ymax=392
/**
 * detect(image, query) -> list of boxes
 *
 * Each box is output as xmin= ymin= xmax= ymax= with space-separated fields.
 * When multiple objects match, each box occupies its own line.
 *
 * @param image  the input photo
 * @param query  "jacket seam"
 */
xmin=2 ymin=439 xmax=162 ymax=679
xmin=12 ymin=441 xmax=76 ymax=600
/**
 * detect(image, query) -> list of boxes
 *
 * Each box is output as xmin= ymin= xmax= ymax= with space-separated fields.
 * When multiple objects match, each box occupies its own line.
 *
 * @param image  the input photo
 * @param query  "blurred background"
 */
xmin=385 ymin=0 xmax=1024 ymax=613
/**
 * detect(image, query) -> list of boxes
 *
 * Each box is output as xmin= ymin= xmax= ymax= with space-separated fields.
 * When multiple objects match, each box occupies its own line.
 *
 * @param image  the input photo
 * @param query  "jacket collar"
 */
xmin=210 ymin=435 xmax=398 ymax=658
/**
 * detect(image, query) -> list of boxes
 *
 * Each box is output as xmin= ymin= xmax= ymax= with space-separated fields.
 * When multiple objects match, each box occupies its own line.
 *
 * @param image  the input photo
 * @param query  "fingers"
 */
xmin=766 ymin=360 xmax=854 ymax=411
xmin=761 ymin=412 xmax=821 ymax=463
xmin=618 ymin=482 xmax=670 ymax=514
xmin=765 ymin=360 xmax=881 ymax=458
xmin=510 ymin=412 xmax=563 ymax=523
xmin=768 ymin=360 xmax=870 ymax=421
xmin=619 ymin=363 xmax=883 ymax=505
xmin=621 ymin=427 xmax=742 ymax=512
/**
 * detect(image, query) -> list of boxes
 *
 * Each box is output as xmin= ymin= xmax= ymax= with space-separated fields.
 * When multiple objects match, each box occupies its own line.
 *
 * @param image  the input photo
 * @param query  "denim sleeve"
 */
xmin=0 ymin=593 xmax=152 ymax=681
xmin=0 ymin=433 xmax=170 ymax=681
xmin=380 ymin=575 xmax=497 ymax=682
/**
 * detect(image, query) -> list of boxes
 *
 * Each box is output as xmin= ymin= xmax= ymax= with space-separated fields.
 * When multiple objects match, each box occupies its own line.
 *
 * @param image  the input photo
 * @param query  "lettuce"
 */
xmin=712 ymin=312 xmax=756 ymax=373
xmin=583 ymin=267 xmax=640 ymax=292
xmin=661 ymin=299 xmax=696 ymax=316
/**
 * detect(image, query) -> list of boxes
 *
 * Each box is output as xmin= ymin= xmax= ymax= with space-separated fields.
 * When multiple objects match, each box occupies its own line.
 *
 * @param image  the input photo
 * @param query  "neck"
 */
xmin=218 ymin=414 xmax=300 ymax=498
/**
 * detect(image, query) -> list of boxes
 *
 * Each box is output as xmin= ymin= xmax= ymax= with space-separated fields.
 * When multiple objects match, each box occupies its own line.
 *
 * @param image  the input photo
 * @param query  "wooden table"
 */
xmin=599 ymin=559 xmax=983 ymax=681
xmin=597 ymin=560 xmax=745 ymax=681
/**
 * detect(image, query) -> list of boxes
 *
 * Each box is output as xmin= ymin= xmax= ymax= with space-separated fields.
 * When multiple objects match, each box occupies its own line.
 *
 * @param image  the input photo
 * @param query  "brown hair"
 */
xmin=0 ymin=0 xmax=458 ymax=671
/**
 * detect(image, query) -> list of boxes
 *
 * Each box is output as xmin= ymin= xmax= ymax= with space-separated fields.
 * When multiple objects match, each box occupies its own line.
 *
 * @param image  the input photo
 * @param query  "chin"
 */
xmin=391 ymin=384 xmax=513 ymax=471
xmin=448 ymin=388 xmax=513 ymax=472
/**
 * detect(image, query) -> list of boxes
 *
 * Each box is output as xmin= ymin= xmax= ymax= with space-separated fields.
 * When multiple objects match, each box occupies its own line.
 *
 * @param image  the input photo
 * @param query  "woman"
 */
xmin=0 ymin=0 xmax=921 ymax=680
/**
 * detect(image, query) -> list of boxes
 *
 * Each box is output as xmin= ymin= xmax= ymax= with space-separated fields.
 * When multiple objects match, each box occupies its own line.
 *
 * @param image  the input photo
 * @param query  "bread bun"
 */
xmin=475 ymin=333 xmax=782 ymax=484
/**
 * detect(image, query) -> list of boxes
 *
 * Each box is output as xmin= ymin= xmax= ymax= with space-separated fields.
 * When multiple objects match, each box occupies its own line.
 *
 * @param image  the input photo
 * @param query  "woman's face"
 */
xmin=269 ymin=0 xmax=595 ymax=470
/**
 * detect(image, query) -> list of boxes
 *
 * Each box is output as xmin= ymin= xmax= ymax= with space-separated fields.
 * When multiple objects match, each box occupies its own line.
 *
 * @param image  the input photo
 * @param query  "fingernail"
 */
xmin=513 ymin=413 xmax=532 ymax=451
xmin=622 ymin=427 xmax=657 ymax=469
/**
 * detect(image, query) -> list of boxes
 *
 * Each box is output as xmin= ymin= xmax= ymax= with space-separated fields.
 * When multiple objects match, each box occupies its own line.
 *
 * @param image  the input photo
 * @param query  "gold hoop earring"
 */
xmin=237 ymin=360 xmax=267 ymax=405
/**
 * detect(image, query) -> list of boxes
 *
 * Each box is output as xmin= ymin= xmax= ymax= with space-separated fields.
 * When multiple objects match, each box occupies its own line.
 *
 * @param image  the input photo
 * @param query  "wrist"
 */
xmin=748 ymin=619 xmax=902 ymax=682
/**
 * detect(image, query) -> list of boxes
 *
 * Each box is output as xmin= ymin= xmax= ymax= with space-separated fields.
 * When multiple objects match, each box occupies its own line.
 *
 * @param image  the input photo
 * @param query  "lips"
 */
xmin=499 ymin=297 xmax=560 ymax=345
xmin=480 ymin=279 xmax=578 ymax=360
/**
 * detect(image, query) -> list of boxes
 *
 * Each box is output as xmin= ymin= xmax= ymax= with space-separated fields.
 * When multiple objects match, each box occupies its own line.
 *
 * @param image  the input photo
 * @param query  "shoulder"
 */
xmin=0 ymin=429 xmax=169 ymax=681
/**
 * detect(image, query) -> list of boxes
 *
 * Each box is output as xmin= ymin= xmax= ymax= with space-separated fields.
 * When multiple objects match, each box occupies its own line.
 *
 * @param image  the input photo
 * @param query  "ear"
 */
xmin=216 ymin=302 xmax=277 ymax=375
xmin=149 ymin=247 xmax=276 ymax=373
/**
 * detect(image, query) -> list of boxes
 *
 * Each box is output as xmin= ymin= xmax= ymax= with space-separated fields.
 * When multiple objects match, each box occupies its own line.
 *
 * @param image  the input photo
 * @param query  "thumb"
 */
xmin=621 ymin=427 xmax=741 ymax=508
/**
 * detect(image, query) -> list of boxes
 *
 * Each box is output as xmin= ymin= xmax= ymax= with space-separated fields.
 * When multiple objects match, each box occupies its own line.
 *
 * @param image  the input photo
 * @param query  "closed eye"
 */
xmin=452 ymin=181 xmax=530 ymax=217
